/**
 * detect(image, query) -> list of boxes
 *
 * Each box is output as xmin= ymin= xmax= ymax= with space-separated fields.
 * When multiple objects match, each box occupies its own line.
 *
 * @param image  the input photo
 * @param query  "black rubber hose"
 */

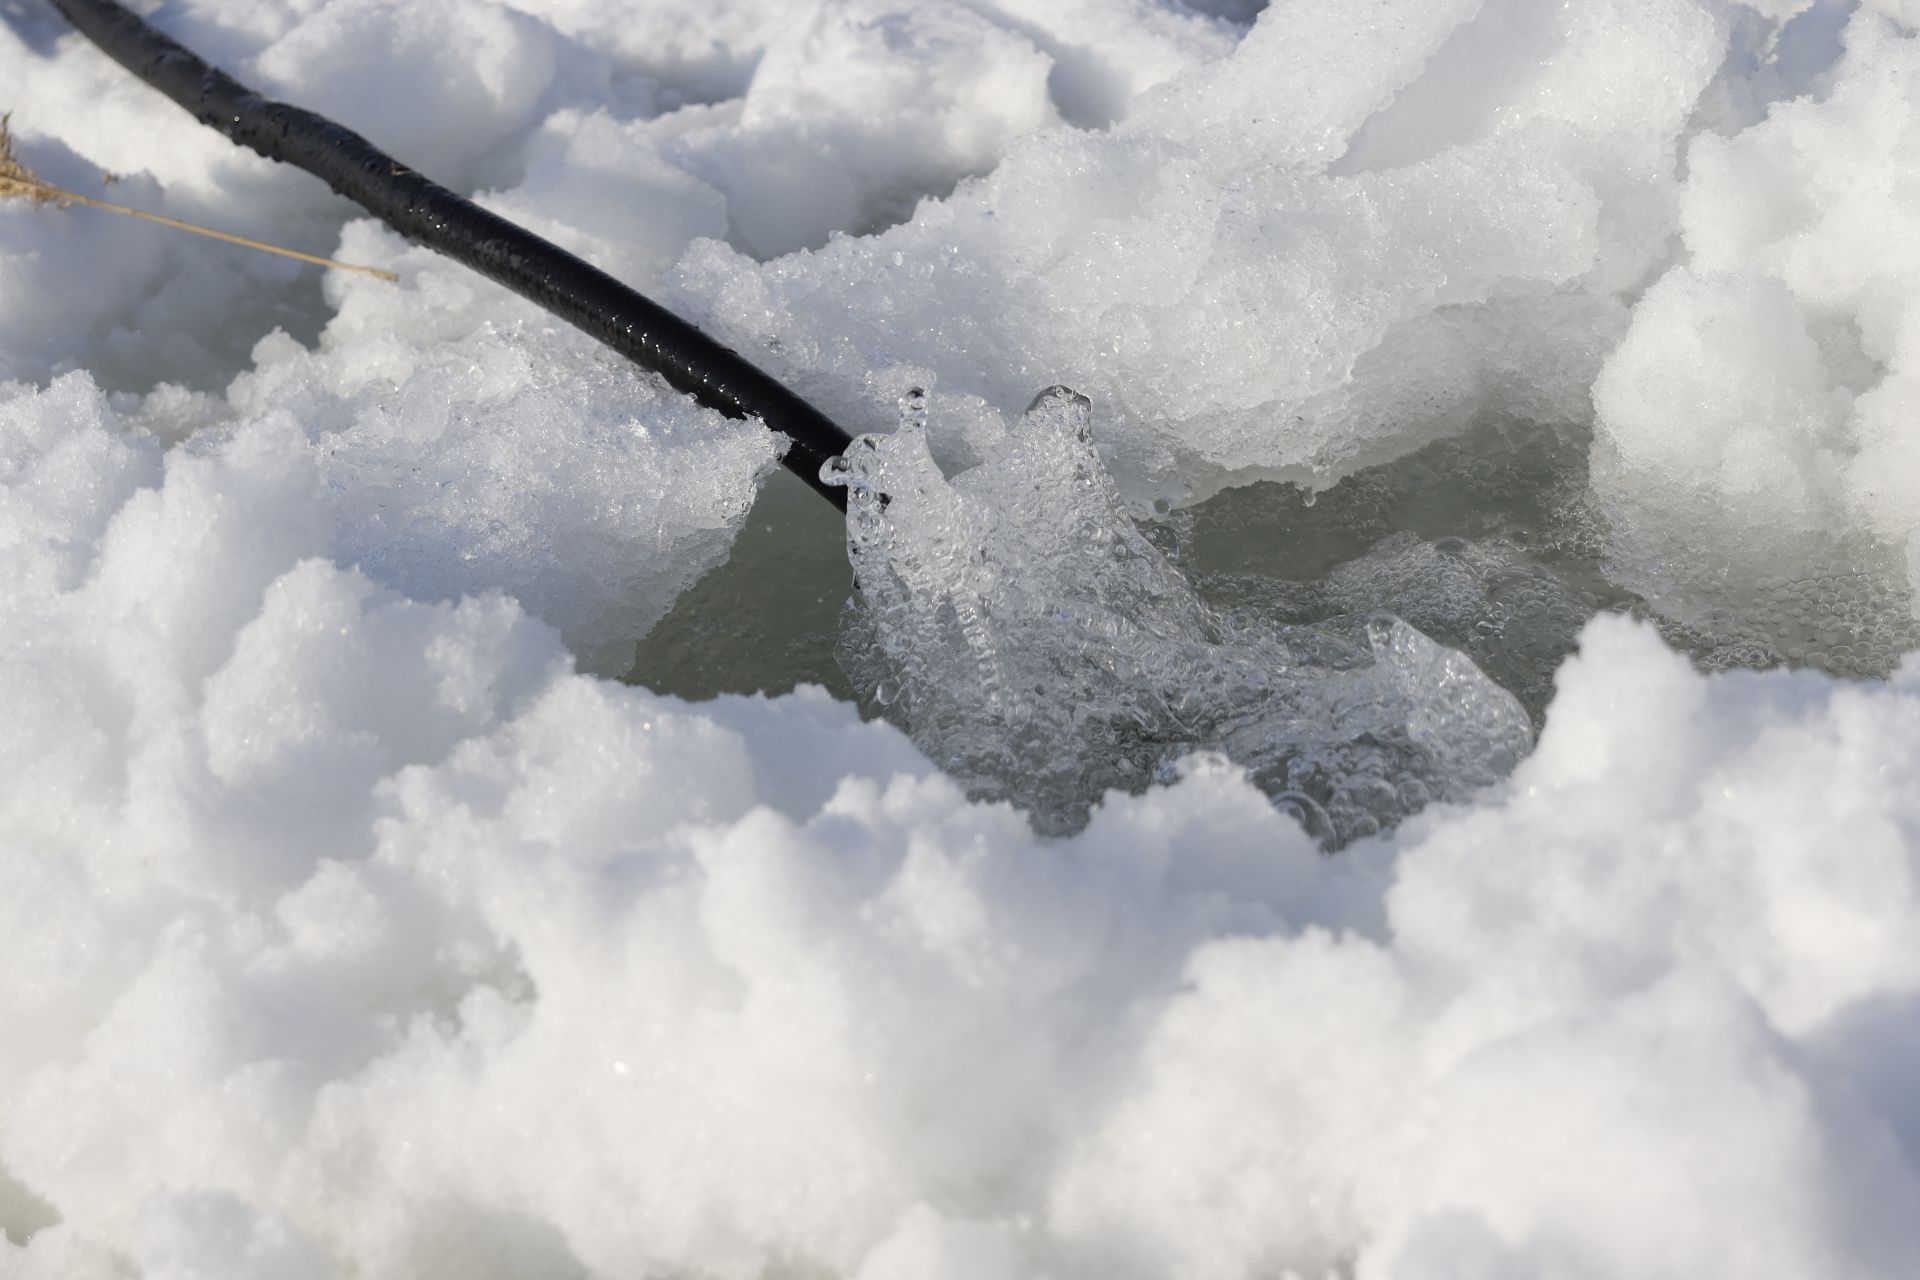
xmin=44 ymin=0 xmax=854 ymax=508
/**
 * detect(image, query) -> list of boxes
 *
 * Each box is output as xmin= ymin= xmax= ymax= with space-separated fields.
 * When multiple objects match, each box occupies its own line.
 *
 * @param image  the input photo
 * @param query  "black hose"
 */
xmin=44 ymin=0 xmax=854 ymax=508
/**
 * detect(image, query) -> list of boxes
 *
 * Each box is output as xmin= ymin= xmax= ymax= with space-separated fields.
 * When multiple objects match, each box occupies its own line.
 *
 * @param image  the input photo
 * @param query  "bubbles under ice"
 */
xmin=823 ymin=387 xmax=1535 ymax=841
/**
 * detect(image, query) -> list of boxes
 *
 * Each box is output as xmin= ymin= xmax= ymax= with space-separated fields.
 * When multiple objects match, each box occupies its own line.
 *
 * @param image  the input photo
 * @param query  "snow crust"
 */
xmin=669 ymin=0 xmax=1727 ymax=504
xmin=4 ymin=0 xmax=1920 ymax=1276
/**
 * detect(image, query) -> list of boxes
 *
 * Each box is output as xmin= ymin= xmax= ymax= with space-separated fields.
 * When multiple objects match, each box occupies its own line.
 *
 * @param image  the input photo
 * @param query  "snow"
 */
xmin=1596 ymin=6 xmax=1920 ymax=624
xmin=3 ymin=0 xmax=1920 ymax=1277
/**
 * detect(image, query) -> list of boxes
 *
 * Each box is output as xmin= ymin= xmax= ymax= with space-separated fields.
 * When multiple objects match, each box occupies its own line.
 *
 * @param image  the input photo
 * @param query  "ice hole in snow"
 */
xmin=819 ymin=386 xmax=1534 ymax=841
xmin=636 ymin=378 xmax=1920 ymax=842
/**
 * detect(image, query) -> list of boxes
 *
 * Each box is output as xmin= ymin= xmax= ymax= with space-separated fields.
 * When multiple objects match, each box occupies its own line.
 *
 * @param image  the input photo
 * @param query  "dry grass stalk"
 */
xmin=0 ymin=114 xmax=397 ymax=281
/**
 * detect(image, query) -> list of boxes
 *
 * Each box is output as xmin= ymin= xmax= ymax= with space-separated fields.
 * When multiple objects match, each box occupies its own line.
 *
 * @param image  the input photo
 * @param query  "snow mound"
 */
xmin=5 ymin=376 xmax=1920 ymax=1278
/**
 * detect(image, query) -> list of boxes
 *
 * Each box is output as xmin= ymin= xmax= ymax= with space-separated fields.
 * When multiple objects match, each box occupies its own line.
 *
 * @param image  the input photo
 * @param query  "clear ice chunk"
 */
xmin=823 ymin=388 xmax=1535 ymax=841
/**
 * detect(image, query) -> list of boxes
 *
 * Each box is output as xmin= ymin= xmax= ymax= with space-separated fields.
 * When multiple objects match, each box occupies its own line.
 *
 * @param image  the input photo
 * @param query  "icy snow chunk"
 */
xmin=672 ymin=0 xmax=1744 ymax=507
xmin=225 ymin=223 xmax=781 ymax=672
xmin=0 ymin=117 xmax=772 ymax=675
xmin=825 ymin=388 xmax=1532 ymax=839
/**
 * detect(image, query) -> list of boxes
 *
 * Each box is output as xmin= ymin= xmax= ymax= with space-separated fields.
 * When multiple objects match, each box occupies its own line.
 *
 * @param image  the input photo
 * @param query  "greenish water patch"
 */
xmin=626 ymin=466 xmax=856 ymax=701
xmin=624 ymin=415 xmax=1917 ymax=727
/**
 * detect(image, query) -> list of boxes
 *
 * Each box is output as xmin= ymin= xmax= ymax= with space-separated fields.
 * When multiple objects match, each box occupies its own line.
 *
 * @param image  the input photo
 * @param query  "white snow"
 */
xmin=1595 ymin=5 xmax=1920 ymax=620
xmin=4 ymin=0 xmax=1920 ymax=1277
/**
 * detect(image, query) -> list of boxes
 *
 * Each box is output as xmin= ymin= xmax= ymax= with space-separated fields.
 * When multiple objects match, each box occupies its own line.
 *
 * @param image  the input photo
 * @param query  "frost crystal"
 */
xmin=825 ymin=388 xmax=1534 ymax=840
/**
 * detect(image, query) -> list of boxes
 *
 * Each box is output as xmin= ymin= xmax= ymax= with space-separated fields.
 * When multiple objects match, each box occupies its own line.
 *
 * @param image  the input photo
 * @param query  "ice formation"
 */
xmin=666 ymin=0 xmax=1738 ymax=505
xmin=5 ymin=0 xmax=1920 ymax=1276
xmin=827 ymin=387 xmax=1532 ymax=839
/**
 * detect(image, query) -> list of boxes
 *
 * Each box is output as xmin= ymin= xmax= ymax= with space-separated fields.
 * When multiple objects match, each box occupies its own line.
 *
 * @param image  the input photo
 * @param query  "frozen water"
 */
xmin=825 ymin=387 xmax=1533 ymax=840
xmin=667 ymin=0 xmax=1740 ymax=510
